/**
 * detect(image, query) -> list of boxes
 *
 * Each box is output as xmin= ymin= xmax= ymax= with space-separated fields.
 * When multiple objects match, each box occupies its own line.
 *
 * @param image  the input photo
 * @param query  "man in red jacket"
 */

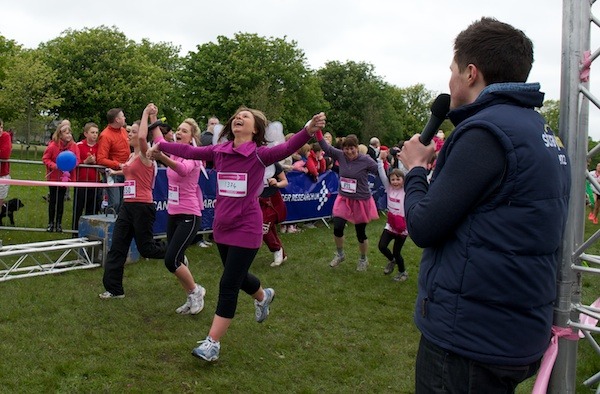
xmin=97 ymin=108 xmax=130 ymax=214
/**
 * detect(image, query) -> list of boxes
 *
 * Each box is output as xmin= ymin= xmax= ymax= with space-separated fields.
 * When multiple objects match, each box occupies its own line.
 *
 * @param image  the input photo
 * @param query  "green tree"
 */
xmin=317 ymin=61 xmax=386 ymax=142
xmin=317 ymin=61 xmax=437 ymax=146
xmin=181 ymin=33 xmax=326 ymax=131
xmin=0 ymin=35 xmax=20 ymax=83
xmin=0 ymin=49 xmax=61 ymax=142
xmin=39 ymin=26 xmax=181 ymax=132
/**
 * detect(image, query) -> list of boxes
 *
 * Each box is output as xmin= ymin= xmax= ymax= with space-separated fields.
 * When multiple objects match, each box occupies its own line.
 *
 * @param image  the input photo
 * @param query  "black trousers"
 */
xmin=102 ymin=202 xmax=166 ymax=295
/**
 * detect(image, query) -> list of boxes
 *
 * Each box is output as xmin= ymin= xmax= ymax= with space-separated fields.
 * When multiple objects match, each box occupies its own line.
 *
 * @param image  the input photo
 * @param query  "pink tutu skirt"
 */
xmin=332 ymin=195 xmax=379 ymax=224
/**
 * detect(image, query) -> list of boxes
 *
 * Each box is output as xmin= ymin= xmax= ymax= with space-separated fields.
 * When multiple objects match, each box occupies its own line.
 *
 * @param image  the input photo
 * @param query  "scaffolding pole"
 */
xmin=549 ymin=1 xmax=591 ymax=392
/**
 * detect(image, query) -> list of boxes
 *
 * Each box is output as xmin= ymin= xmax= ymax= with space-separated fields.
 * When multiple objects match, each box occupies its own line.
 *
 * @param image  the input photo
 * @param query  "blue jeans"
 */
xmin=415 ymin=335 xmax=540 ymax=394
xmin=105 ymin=174 xmax=124 ymax=215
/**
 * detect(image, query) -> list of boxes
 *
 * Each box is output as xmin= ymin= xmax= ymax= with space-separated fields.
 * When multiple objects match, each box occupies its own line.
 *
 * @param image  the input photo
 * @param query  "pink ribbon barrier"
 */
xmin=532 ymin=326 xmax=580 ymax=394
xmin=581 ymin=50 xmax=592 ymax=82
xmin=0 ymin=178 xmax=124 ymax=188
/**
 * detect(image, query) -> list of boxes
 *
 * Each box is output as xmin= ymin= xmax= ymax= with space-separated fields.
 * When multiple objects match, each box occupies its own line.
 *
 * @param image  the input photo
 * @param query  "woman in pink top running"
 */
xmin=99 ymin=106 xmax=166 ymax=299
xmin=148 ymin=107 xmax=325 ymax=362
xmin=147 ymin=104 xmax=207 ymax=315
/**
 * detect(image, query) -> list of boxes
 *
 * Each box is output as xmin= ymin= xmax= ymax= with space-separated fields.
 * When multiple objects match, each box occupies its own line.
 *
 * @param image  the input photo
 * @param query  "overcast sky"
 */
xmin=3 ymin=0 xmax=599 ymax=138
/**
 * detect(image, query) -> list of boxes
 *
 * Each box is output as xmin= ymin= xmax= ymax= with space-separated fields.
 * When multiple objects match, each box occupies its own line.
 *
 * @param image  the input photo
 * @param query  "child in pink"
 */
xmin=377 ymin=152 xmax=408 ymax=281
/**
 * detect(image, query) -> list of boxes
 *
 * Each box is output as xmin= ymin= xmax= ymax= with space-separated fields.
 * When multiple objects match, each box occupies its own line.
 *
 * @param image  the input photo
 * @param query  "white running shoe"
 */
xmin=356 ymin=257 xmax=368 ymax=272
xmin=99 ymin=291 xmax=124 ymax=299
xmin=255 ymin=288 xmax=275 ymax=323
xmin=189 ymin=285 xmax=206 ymax=315
xmin=192 ymin=336 xmax=220 ymax=362
xmin=176 ymin=299 xmax=191 ymax=314
xmin=329 ymin=253 xmax=345 ymax=267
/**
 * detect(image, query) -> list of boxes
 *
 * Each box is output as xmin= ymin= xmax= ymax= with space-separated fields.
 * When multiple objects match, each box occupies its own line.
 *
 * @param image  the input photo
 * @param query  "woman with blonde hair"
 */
xmin=149 ymin=109 xmax=207 ymax=315
xmin=42 ymin=121 xmax=80 ymax=232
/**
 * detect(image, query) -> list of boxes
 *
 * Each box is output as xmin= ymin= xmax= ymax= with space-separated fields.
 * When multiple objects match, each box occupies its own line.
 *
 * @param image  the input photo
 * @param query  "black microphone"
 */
xmin=419 ymin=93 xmax=451 ymax=145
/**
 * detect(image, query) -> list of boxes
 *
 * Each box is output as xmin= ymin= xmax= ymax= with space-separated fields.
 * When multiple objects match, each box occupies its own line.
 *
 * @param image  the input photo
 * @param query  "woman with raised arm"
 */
xmin=147 ymin=104 xmax=207 ymax=315
xmin=148 ymin=107 xmax=325 ymax=362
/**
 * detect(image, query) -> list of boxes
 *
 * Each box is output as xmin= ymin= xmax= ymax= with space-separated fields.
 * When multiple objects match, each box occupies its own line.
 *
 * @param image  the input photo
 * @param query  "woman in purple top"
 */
xmin=149 ymin=107 xmax=326 ymax=362
xmin=316 ymin=132 xmax=379 ymax=271
xmin=145 ymin=104 xmax=207 ymax=315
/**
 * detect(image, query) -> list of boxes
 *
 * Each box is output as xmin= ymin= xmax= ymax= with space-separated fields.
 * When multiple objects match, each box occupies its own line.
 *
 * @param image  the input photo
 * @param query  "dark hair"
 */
xmin=388 ymin=168 xmax=405 ymax=181
xmin=219 ymin=107 xmax=268 ymax=146
xmin=106 ymin=108 xmax=123 ymax=124
xmin=342 ymin=134 xmax=359 ymax=148
xmin=454 ymin=17 xmax=533 ymax=84
xmin=159 ymin=124 xmax=172 ymax=134
xmin=312 ymin=142 xmax=322 ymax=152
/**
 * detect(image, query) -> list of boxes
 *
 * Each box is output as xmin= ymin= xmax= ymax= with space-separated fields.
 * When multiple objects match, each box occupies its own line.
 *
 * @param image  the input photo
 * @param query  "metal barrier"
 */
xmin=0 ymin=237 xmax=102 ymax=281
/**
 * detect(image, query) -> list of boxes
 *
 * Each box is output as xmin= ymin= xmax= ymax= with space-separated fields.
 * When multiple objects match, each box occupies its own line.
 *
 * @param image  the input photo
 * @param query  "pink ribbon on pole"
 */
xmin=532 ymin=326 xmax=580 ymax=394
xmin=581 ymin=50 xmax=592 ymax=82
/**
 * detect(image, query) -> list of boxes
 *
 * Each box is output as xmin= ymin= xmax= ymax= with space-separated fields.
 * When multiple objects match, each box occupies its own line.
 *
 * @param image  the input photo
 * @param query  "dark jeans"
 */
xmin=105 ymin=174 xmax=124 ymax=215
xmin=102 ymin=202 xmax=166 ymax=295
xmin=415 ymin=335 xmax=541 ymax=394
xmin=72 ymin=186 xmax=101 ymax=230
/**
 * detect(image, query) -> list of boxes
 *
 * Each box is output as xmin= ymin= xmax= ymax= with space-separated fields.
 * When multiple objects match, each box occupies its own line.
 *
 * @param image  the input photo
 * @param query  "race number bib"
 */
xmin=217 ymin=172 xmax=248 ymax=197
xmin=168 ymin=185 xmax=180 ymax=205
xmin=123 ymin=180 xmax=136 ymax=199
xmin=340 ymin=177 xmax=357 ymax=194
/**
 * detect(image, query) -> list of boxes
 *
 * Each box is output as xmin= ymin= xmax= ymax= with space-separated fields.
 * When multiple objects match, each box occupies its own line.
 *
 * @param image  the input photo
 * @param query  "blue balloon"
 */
xmin=56 ymin=150 xmax=77 ymax=172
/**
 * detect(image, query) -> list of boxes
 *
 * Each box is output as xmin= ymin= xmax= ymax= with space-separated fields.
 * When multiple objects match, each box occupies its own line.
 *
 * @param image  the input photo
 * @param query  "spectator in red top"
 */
xmin=73 ymin=122 xmax=101 ymax=230
xmin=306 ymin=143 xmax=327 ymax=182
xmin=97 ymin=108 xmax=130 ymax=214
xmin=0 ymin=118 xmax=12 ymax=210
xmin=42 ymin=121 xmax=80 ymax=232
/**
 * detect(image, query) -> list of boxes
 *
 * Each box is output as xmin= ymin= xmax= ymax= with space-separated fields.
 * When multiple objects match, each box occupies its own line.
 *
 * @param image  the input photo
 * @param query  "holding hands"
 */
xmin=305 ymin=112 xmax=326 ymax=136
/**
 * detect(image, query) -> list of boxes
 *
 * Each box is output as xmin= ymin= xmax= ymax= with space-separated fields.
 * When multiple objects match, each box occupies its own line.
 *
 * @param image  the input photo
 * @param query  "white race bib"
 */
xmin=217 ymin=172 xmax=248 ymax=197
xmin=340 ymin=177 xmax=357 ymax=194
xmin=123 ymin=180 xmax=136 ymax=199
xmin=168 ymin=185 xmax=180 ymax=205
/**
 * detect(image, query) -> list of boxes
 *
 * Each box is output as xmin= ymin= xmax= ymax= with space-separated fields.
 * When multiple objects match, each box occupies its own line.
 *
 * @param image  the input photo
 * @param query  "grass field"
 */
xmin=1 ymin=158 xmax=600 ymax=392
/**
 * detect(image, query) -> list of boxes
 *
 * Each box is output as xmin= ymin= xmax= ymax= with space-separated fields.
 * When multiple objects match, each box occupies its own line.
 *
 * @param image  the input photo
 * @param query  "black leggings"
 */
xmin=378 ymin=229 xmax=407 ymax=272
xmin=164 ymin=214 xmax=201 ymax=273
xmin=333 ymin=216 xmax=368 ymax=243
xmin=215 ymin=243 xmax=260 ymax=319
xmin=48 ymin=186 xmax=66 ymax=225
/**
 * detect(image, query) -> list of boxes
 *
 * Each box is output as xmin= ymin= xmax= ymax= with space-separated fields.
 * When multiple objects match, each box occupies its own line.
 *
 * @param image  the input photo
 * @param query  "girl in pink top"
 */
xmin=149 ymin=107 xmax=326 ymax=362
xmin=377 ymin=151 xmax=409 ymax=282
xmin=99 ymin=107 xmax=166 ymax=299
xmin=148 ymin=104 xmax=206 ymax=315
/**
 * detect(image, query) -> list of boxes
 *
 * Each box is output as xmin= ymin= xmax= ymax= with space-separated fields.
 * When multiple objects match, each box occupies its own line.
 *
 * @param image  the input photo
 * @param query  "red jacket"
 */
xmin=97 ymin=125 xmax=129 ymax=170
xmin=306 ymin=150 xmax=326 ymax=179
xmin=42 ymin=140 xmax=80 ymax=182
xmin=0 ymin=132 xmax=11 ymax=176
xmin=76 ymin=140 xmax=100 ymax=182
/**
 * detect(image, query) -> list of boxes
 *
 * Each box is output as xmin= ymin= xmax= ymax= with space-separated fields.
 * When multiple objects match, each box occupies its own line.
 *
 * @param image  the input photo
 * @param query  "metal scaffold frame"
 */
xmin=0 ymin=237 xmax=102 ymax=282
xmin=551 ymin=1 xmax=600 ymax=392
